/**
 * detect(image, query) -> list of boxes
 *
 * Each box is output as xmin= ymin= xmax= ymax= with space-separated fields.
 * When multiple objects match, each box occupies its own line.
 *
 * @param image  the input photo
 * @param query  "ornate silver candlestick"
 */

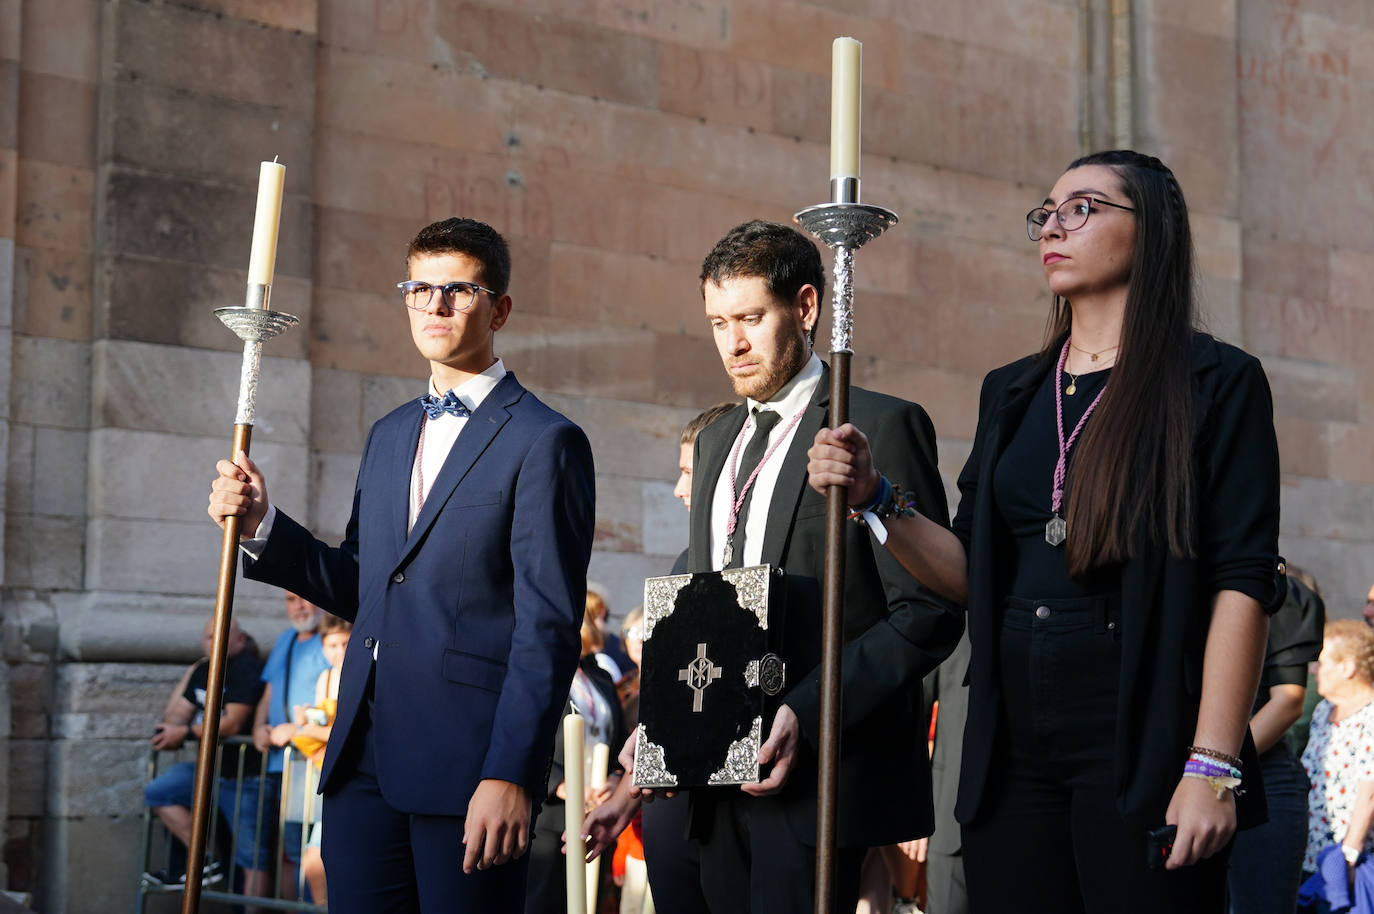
xmin=182 ymin=295 xmax=298 ymax=914
xmin=794 ymin=187 xmax=897 ymax=913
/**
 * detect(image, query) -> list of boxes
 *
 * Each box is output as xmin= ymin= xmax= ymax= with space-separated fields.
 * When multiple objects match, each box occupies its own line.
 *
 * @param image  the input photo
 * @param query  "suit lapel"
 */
xmin=689 ymin=405 xmax=747 ymax=571
xmin=389 ymin=407 xmax=426 ymax=553
xmin=758 ymin=370 xmax=830 ymax=565
xmin=396 ymin=372 xmax=522 ymax=564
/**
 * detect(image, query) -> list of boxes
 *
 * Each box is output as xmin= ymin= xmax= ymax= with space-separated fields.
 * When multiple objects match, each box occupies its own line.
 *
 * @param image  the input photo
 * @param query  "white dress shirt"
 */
xmin=407 ymin=359 xmax=506 ymax=530
xmin=708 ymin=354 xmax=823 ymax=570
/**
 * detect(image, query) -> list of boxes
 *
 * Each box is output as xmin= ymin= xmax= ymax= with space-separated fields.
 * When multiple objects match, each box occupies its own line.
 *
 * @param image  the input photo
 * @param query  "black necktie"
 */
xmin=727 ymin=408 xmax=782 ymax=568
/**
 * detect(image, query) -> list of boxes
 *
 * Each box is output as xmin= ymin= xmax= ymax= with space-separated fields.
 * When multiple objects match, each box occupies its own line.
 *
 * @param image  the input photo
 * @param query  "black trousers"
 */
xmin=697 ymin=791 xmax=864 ymax=914
xmin=962 ymin=596 xmax=1228 ymax=914
xmin=642 ymin=792 xmax=710 ymax=914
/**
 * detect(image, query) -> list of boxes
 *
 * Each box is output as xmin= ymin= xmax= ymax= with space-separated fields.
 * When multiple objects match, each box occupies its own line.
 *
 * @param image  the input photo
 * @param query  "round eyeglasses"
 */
xmin=396 ymin=280 xmax=497 ymax=313
xmin=1026 ymin=195 xmax=1135 ymax=241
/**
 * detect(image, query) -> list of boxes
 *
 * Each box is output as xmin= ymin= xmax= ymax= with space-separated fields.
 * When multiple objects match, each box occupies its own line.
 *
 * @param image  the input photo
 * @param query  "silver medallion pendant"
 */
xmin=721 ymin=539 xmax=734 ymax=567
xmin=1045 ymin=514 xmax=1067 ymax=547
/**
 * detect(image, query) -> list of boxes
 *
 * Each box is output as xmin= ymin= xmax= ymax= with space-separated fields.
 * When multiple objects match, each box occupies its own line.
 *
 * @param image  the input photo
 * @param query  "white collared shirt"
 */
xmin=408 ymin=359 xmax=507 ymax=530
xmin=708 ymin=354 xmax=823 ymax=570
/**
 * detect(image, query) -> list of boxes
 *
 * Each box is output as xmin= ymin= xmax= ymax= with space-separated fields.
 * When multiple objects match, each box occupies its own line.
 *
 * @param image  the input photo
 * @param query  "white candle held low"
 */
xmin=585 ymin=742 xmax=611 ymax=913
xmin=563 ymin=714 xmax=587 ymax=914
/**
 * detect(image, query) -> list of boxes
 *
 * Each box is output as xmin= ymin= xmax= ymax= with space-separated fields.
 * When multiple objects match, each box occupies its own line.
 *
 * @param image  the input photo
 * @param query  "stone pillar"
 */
xmin=5 ymin=1 xmax=319 ymax=910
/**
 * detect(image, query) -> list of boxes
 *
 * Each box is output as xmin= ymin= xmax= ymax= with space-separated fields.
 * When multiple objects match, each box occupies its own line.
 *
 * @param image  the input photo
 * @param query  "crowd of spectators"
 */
xmin=144 ymin=434 xmax=1374 ymax=914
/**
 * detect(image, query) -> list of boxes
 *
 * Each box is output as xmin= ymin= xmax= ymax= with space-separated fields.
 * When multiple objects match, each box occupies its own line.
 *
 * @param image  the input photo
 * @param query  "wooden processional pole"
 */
xmin=795 ymin=37 xmax=898 ymax=914
xmin=182 ymin=161 xmax=298 ymax=913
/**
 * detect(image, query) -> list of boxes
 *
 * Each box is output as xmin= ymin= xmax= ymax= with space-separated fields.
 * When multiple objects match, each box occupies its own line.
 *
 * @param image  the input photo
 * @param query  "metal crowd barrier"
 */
xmin=137 ymin=736 xmax=327 ymax=913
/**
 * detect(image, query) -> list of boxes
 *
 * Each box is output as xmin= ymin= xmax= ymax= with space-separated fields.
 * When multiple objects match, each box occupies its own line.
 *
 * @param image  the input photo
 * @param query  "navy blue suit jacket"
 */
xmin=244 ymin=372 xmax=596 ymax=816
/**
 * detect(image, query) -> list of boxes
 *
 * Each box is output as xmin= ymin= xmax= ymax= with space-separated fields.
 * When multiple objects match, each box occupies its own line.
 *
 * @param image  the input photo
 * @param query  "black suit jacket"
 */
xmin=688 ymin=364 xmax=963 ymax=847
xmin=952 ymin=333 xmax=1282 ymax=831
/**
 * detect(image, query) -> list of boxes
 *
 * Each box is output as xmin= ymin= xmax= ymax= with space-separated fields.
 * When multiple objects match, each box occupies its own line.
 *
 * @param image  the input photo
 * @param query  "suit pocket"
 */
xmin=442 ymin=649 xmax=508 ymax=693
xmin=451 ymin=491 xmax=503 ymax=509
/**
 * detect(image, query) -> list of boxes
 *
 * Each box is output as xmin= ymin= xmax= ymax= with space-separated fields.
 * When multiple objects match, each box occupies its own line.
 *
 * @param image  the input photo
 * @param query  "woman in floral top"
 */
xmin=1302 ymin=619 xmax=1374 ymax=873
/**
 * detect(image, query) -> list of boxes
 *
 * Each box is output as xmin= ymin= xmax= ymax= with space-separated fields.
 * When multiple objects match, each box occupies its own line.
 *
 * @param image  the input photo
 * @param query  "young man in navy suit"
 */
xmin=208 ymin=218 xmax=596 ymax=913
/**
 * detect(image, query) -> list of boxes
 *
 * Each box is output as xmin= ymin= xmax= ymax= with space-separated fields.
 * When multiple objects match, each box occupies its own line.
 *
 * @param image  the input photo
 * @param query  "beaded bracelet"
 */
xmin=1187 ymin=745 xmax=1242 ymax=770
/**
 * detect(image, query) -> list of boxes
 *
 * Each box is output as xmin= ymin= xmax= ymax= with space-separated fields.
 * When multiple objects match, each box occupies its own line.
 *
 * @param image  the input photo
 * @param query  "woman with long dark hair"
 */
xmin=807 ymin=150 xmax=1282 ymax=912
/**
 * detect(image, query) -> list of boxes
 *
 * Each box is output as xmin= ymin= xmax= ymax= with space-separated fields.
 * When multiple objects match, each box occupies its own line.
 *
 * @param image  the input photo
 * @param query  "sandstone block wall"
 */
xmin=0 ymin=0 xmax=1369 ymax=908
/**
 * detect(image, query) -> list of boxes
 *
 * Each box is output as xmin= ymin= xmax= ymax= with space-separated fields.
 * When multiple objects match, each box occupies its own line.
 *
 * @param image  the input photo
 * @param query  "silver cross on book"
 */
xmin=632 ymin=564 xmax=787 ymax=789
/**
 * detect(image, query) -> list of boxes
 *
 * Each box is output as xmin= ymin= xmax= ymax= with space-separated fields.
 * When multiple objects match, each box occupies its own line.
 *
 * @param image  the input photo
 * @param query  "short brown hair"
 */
xmin=319 ymin=614 xmax=352 ymax=638
xmin=406 ymin=218 xmax=511 ymax=295
xmin=681 ymin=402 xmax=737 ymax=445
xmin=1326 ymin=619 xmax=1374 ymax=683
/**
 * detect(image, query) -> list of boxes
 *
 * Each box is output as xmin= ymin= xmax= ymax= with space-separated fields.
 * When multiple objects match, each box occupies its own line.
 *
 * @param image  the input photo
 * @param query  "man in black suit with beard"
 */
xmin=680 ymin=220 xmax=962 ymax=914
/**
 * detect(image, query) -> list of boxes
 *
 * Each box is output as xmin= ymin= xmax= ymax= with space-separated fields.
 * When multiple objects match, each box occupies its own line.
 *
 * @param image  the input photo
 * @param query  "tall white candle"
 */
xmin=563 ymin=714 xmax=587 ymax=914
xmin=245 ymin=160 xmax=286 ymax=291
xmin=830 ymin=37 xmax=862 ymax=180
xmin=585 ymin=742 xmax=611 ymax=914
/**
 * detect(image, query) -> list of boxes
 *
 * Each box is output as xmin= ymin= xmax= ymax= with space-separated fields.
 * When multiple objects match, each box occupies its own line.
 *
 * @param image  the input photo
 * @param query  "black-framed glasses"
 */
xmin=1026 ymin=195 xmax=1135 ymax=241
xmin=396 ymin=280 xmax=496 ymax=313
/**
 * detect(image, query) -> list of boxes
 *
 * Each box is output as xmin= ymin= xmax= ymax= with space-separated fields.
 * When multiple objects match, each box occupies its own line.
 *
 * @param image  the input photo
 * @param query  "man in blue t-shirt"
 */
xmin=250 ymin=591 xmax=330 ymax=899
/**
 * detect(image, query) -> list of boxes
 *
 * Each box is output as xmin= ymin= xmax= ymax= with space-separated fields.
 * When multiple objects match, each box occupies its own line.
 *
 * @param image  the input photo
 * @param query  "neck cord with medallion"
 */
xmin=1047 ymin=339 xmax=1108 ymax=547
xmin=722 ymin=405 xmax=809 ymax=567
xmin=413 ymin=416 xmax=430 ymax=523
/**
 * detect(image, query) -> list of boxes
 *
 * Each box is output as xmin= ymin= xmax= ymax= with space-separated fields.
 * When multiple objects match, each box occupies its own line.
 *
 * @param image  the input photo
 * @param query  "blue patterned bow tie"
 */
xmin=419 ymin=390 xmax=471 ymax=419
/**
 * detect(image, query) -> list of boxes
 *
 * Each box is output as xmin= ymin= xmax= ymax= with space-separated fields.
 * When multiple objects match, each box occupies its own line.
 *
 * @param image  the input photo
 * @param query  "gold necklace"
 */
xmin=1070 ymin=339 xmax=1119 ymax=363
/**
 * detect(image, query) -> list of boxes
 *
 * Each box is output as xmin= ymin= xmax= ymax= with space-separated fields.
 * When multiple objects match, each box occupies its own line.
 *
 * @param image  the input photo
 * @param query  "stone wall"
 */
xmin=0 ymin=0 xmax=1369 ymax=909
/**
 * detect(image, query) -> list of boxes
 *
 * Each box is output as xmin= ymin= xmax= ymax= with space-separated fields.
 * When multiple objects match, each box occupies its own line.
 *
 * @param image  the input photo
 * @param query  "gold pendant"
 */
xmin=1090 ymin=353 xmax=1098 ymax=362
xmin=1065 ymin=382 xmax=1076 ymax=396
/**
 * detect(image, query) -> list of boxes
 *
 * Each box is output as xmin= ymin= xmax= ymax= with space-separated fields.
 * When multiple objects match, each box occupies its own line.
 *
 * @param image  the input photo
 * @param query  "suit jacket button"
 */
xmin=363 ymin=636 xmax=376 ymax=649
xmin=391 ymin=571 xmax=405 ymax=584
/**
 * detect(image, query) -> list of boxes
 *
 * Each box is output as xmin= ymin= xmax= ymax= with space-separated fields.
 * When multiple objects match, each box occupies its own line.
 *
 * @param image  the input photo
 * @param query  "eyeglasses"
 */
xmin=1026 ymin=196 xmax=1135 ymax=241
xmin=396 ymin=280 xmax=496 ymax=313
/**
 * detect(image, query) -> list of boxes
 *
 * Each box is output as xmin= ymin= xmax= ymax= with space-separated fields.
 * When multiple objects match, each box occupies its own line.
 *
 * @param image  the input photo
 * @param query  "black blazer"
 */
xmin=952 ymin=332 xmax=1283 ymax=830
xmin=688 ymin=364 xmax=963 ymax=847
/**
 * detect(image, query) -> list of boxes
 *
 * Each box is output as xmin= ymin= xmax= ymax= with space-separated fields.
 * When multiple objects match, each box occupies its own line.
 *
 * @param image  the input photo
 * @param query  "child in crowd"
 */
xmin=291 ymin=615 xmax=351 ymax=907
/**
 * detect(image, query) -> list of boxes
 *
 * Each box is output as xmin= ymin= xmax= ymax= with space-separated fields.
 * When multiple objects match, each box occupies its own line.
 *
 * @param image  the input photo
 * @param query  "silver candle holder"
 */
xmin=794 ymin=193 xmax=898 ymax=355
xmin=214 ymin=286 xmax=300 ymax=425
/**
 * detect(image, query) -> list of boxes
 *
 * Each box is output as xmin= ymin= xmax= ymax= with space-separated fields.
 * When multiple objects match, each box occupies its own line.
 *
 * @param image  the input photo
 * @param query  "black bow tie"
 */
xmin=419 ymin=390 xmax=471 ymax=419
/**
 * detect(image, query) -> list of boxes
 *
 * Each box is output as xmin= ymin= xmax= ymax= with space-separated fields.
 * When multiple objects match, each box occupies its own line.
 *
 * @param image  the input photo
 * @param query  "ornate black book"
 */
xmin=632 ymin=565 xmax=786 ymax=789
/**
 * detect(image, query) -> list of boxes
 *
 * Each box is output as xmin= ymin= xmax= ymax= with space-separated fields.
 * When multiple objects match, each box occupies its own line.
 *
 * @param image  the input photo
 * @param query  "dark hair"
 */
xmin=406 ymin=218 xmax=512 ymax=296
xmin=700 ymin=221 xmax=825 ymax=344
xmin=1046 ymin=150 xmax=1196 ymax=577
xmin=681 ymin=402 xmax=737 ymax=445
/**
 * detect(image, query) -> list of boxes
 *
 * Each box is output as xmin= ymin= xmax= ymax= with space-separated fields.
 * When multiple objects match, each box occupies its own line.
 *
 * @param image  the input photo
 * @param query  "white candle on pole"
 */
xmin=563 ymin=714 xmax=587 ymax=914
xmin=585 ymin=742 xmax=611 ymax=913
xmin=830 ymin=37 xmax=862 ymax=181
xmin=245 ymin=159 xmax=286 ymax=293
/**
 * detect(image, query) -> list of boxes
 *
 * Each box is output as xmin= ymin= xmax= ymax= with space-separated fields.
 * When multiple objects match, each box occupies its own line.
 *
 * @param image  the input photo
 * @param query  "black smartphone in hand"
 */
xmin=1146 ymin=825 xmax=1177 ymax=871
